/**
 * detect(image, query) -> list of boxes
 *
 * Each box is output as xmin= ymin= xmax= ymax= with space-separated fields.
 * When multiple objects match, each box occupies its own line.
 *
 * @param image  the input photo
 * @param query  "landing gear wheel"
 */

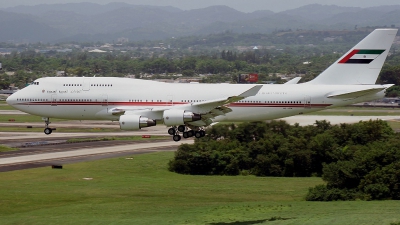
xmin=44 ymin=128 xmax=52 ymax=135
xmin=168 ymin=128 xmax=176 ymax=135
xmin=178 ymin=125 xmax=186 ymax=132
xmin=188 ymin=130 xmax=194 ymax=137
xmin=194 ymin=131 xmax=202 ymax=138
xmin=44 ymin=117 xmax=53 ymax=135
xmin=200 ymin=130 xmax=206 ymax=137
xmin=173 ymin=135 xmax=181 ymax=142
xmin=183 ymin=132 xmax=189 ymax=138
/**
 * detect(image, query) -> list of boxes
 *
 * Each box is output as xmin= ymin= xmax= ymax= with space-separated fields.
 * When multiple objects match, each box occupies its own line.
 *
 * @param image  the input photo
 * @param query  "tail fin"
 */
xmin=307 ymin=29 xmax=397 ymax=85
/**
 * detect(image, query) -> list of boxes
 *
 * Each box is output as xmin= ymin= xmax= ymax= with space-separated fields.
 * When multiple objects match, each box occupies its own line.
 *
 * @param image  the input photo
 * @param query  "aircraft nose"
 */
xmin=6 ymin=94 xmax=15 ymax=105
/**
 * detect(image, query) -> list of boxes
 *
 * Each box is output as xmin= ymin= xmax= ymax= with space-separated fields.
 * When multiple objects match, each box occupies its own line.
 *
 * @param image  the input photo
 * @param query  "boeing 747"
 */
xmin=6 ymin=29 xmax=398 ymax=141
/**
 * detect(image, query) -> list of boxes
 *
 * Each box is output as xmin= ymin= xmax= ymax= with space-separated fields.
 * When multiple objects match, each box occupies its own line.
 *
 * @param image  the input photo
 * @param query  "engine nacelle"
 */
xmin=119 ymin=115 xmax=156 ymax=130
xmin=163 ymin=109 xmax=201 ymax=126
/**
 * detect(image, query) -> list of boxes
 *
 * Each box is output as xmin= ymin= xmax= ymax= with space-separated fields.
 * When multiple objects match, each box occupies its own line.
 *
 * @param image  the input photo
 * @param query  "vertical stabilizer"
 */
xmin=307 ymin=29 xmax=397 ymax=85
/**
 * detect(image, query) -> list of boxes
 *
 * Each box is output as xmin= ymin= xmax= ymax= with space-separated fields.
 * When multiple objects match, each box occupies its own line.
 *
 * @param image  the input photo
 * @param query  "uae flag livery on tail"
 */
xmin=338 ymin=49 xmax=385 ymax=64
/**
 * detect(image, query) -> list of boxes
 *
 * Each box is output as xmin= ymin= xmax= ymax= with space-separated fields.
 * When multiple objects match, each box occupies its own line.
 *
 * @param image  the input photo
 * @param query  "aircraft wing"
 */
xmin=108 ymin=85 xmax=262 ymax=126
xmin=185 ymin=85 xmax=262 ymax=113
xmin=176 ymin=85 xmax=263 ymax=126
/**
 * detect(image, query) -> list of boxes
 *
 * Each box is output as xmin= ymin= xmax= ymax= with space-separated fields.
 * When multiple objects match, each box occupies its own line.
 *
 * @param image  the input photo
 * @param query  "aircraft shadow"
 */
xmin=208 ymin=217 xmax=291 ymax=225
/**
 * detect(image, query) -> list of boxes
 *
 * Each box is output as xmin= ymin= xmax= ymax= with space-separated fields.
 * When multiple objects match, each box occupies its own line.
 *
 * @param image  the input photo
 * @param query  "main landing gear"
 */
xmin=168 ymin=125 xmax=206 ymax=142
xmin=43 ymin=117 xmax=54 ymax=135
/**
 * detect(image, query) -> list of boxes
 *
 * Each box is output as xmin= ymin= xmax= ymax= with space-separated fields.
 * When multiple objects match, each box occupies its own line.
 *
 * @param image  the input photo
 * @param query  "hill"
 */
xmin=1 ymin=3 xmax=400 ymax=42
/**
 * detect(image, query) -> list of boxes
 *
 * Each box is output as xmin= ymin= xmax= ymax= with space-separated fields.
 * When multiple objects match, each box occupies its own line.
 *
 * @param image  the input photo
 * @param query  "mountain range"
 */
xmin=1 ymin=3 xmax=400 ymax=43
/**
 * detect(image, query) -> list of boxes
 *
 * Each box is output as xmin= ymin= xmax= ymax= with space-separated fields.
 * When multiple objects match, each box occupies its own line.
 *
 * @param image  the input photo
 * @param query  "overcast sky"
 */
xmin=1 ymin=0 xmax=400 ymax=12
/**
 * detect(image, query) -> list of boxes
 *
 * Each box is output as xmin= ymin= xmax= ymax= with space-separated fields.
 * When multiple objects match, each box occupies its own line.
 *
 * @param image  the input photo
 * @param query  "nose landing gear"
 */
xmin=43 ymin=118 xmax=54 ymax=135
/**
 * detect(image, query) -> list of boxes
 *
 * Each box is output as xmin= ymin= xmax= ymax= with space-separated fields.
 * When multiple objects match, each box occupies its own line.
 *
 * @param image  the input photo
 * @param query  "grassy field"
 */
xmin=0 ymin=152 xmax=399 ymax=225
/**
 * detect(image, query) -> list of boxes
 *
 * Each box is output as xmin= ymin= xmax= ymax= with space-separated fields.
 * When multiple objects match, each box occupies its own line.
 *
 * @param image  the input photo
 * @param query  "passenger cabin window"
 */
xmin=90 ymin=84 xmax=113 ymax=87
xmin=62 ymin=84 xmax=84 ymax=86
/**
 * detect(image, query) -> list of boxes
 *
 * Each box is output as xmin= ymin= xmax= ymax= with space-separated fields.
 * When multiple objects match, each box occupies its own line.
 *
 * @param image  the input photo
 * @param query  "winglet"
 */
xmin=238 ymin=85 xmax=263 ymax=97
xmin=284 ymin=77 xmax=301 ymax=85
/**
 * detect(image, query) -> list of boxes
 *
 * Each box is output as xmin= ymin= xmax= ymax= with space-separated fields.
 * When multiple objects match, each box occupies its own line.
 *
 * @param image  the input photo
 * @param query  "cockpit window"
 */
xmin=30 ymin=81 xmax=39 ymax=85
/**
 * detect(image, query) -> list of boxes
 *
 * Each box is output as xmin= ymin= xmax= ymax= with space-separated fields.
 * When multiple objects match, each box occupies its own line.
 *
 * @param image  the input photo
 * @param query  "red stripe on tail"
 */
xmin=338 ymin=49 xmax=359 ymax=63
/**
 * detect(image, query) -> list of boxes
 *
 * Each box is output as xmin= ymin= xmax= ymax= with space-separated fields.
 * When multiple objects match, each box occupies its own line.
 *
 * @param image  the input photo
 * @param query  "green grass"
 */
xmin=0 ymin=145 xmax=17 ymax=152
xmin=0 ymin=104 xmax=14 ymax=110
xmin=0 ymin=152 xmax=399 ymax=225
xmin=386 ymin=120 xmax=400 ymax=131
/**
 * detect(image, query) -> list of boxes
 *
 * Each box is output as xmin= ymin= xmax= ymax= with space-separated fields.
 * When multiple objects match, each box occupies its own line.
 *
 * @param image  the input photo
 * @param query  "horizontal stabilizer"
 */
xmin=327 ymin=88 xmax=386 ymax=99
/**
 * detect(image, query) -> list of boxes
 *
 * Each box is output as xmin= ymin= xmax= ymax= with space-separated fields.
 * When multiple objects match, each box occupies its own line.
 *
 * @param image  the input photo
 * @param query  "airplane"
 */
xmin=5 ymin=29 xmax=398 ymax=141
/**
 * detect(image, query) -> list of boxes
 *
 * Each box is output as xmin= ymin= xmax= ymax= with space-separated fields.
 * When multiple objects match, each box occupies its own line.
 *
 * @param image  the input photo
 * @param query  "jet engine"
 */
xmin=119 ymin=115 xmax=156 ymax=130
xmin=163 ymin=109 xmax=201 ymax=126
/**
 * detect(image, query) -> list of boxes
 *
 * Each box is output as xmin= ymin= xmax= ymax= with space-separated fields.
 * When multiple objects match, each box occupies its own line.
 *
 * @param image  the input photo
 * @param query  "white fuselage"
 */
xmin=6 ymin=77 xmax=387 ymax=124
